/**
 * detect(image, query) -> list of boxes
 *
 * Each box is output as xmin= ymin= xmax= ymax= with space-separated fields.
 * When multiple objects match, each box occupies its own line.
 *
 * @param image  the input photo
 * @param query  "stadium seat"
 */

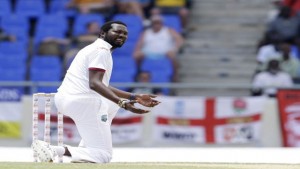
xmin=15 ymin=0 xmax=45 ymax=18
xmin=113 ymin=41 xmax=136 ymax=57
xmin=49 ymin=0 xmax=77 ymax=17
xmin=141 ymin=57 xmax=173 ymax=77
xmin=1 ymin=14 xmax=29 ymax=32
xmin=0 ymin=42 xmax=27 ymax=60
xmin=36 ymin=14 xmax=68 ymax=34
xmin=30 ymin=56 xmax=62 ymax=93
xmin=73 ymin=14 xmax=105 ymax=35
xmin=113 ymin=57 xmax=137 ymax=75
xmin=3 ymin=27 xmax=29 ymax=44
xmin=162 ymin=15 xmax=182 ymax=33
xmin=34 ymin=27 xmax=66 ymax=45
xmin=0 ymin=0 xmax=11 ymax=17
xmin=112 ymin=14 xmax=143 ymax=42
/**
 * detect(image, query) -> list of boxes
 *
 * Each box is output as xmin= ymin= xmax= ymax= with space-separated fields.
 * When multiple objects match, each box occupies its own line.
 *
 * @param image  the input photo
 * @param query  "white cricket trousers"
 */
xmin=54 ymin=92 xmax=119 ymax=163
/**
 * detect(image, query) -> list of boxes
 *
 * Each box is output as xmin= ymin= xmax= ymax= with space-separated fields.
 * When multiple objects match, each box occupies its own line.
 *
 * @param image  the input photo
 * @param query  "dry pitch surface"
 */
xmin=0 ymin=163 xmax=299 ymax=169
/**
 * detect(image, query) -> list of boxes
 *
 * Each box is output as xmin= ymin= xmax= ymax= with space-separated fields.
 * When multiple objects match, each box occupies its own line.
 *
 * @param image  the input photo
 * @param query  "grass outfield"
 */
xmin=0 ymin=163 xmax=299 ymax=169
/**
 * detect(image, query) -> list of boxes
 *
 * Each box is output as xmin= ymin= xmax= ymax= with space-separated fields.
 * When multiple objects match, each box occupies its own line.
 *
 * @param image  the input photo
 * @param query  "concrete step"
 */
xmin=178 ymin=76 xmax=252 ymax=83
xmin=183 ymin=47 xmax=256 ymax=55
xmin=192 ymin=17 xmax=267 ymax=25
xmin=193 ymin=0 xmax=275 ymax=5
xmin=187 ymin=31 xmax=263 ymax=41
xmin=192 ymin=9 xmax=268 ymax=18
xmin=179 ymin=61 xmax=256 ymax=69
xmin=179 ymin=68 xmax=254 ymax=77
xmin=185 ymin=39 xmax=257 ymax=48
xmin=176 ymin=89 xmax=251 ymax=97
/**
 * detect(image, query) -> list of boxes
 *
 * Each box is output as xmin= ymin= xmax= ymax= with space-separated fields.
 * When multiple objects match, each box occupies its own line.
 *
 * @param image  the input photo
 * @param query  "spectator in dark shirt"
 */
xmin=268 ymin=6 xmax=300 ymax=43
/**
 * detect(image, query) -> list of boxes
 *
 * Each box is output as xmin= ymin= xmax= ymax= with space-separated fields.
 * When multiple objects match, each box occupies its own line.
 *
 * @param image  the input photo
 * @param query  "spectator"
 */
xmin=267 ymin=6 xmax=300 ymax=43
xmin=134 ymin=15 xmax=184 ymax=81
xmin=151 ymin=0 xmax=190 ymax=29
xmin=115 ymin=0 xmax=152 ymax=20
xmin=0 ymin=28 xmax=16 ymax=42
xmin=67 ymin=0 xmax=114 ymax=14
xmin=278 ymin=43 xmax=300 ymax=78
xmin=252 ymin=59 xmax=293 ymax=97
xmin=256 ymin=35 xmax=282 ymax=64
xmin=129 ymin=71 xmax=163 ymax=95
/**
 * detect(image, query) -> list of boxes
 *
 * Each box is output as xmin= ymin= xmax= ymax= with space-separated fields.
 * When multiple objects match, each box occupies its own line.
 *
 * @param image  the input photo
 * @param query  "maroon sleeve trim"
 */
xmin=89 ymin=67 xmax=106 ymax=72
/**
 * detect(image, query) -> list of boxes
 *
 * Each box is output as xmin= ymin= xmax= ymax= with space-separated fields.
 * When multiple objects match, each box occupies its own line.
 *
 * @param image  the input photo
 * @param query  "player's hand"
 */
xmin=125 ymin=100 xmax=150 ymax=114
xmin=135 ymin=94 xmax=161 ymax=107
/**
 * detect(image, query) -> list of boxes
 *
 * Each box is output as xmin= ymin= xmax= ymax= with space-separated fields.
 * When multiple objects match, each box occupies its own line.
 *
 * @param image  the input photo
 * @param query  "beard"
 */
xmin=104 ymin=36 xmax=125 ymax=48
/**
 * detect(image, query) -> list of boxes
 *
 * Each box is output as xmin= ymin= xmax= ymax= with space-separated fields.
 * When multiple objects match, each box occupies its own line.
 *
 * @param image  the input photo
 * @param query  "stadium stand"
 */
xmin=73 ymin=14 xmax=105 ymax=35
xmin=0 ymin=0 xmax=11 ymax=17
xmin=0 ymin=0 xmax=187 ymax=95
xmin=15 ymin=0 xmax=46 ymax=18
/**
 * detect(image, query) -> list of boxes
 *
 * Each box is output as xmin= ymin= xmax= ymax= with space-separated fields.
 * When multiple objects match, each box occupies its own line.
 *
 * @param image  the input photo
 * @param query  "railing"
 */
xmin=0 ymin=81 xmax=300 ymax=95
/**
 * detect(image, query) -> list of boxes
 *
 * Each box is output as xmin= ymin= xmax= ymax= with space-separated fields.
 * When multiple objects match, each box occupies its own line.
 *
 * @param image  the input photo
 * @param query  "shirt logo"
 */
xmin=101 ymin=114 xmax=108 ymax=122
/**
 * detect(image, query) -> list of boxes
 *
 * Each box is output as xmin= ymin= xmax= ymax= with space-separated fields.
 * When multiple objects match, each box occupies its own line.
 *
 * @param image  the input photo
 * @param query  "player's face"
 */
xmin=105 ymin=23 xmax=128 ymax=48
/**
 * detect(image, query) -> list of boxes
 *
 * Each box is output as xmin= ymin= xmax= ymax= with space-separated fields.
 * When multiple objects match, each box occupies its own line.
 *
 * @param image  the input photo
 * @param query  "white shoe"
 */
xmin=32 ymin=140 xmax=56 ymax=162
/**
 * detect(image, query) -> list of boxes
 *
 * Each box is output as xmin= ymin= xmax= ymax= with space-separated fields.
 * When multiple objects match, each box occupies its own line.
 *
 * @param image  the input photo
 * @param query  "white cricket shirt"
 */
xmin=57 ymin=38 xmax=113 ymax=97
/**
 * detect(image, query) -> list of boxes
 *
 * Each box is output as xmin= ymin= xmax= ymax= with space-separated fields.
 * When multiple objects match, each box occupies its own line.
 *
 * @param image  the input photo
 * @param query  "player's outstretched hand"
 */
xmin=125 ymin=100 xmax=150 ymax=114
xmin=135 ymin=94 xmax=161 ymax=107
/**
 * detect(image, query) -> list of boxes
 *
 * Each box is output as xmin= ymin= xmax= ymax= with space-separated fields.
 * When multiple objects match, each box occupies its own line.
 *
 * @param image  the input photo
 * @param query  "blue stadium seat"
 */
xmin=0 ymin=53 xmax=27 ymax=68
xmin=111 ymin=57 xmax=137 ymax=90
xmin=30 ymin=56 xmax=62 ymax=93
xmin=3 ymin=27 xmax=29 ymax=44
xmin=36 ymin=14 xmax=68 ymax=34
xmin=0 ymin=0 xmax=11 ymax=17
xmin=0 ymin=42 xmax=27 ymax=60
xmin=34 ymin=27 xmax=66 ymax=45
xmin=162 ymin=15 xmax=182 ymax=33
xmin=113 ymin=57 xmax=137 ymax=75
xmin=15 ymin=0 xmax=45 ymax=18
xmin=73 ymin=14 xmax=105 ymax=35
xmin=141 ymin=57 xmax=173 ymax=77
xmin=49 ymin=0 xmax=77 ymax=17
xmin=0 ymin=52 xmax=27 ymax=91
xmin=1 ymin=14 xmax=29 ymax=32
xmin=112 ymin=14 xmax=143 ymax=42
xmin=113 ymin=41 xmax=136 ymax=57
xmin=0 ymin=68 xmax=26 ymax=81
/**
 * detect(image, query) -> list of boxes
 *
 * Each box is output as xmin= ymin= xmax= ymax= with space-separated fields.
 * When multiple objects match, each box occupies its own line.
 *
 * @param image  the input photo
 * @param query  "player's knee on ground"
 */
xmin=94 ymin=150 xmax=112 ymax=163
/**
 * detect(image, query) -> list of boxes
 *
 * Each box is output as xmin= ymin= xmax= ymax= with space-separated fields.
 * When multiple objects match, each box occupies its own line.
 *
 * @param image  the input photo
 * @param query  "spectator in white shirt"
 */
xmin=252 ymin=59 xmax=293 ymax=97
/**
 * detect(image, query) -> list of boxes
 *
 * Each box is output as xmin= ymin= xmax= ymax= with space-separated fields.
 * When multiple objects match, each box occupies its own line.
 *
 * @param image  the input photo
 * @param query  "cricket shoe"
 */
xmin=32 ymin=140 xmax=57 ymax=162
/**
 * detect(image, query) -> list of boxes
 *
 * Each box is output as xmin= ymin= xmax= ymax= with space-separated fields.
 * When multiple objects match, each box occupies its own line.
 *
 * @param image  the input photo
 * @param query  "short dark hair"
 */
xmin=100 ymin=21 xmax=127 ymax=33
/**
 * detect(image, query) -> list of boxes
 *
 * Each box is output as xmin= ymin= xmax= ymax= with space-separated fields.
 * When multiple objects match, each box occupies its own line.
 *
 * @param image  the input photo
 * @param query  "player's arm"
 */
xmin=109 ymin=85 xmax=161 ymax=107
xmin=89 ymin=69 xmax=149 ymax=114
xmin=109 ymin=86 xmax=132 ymax=100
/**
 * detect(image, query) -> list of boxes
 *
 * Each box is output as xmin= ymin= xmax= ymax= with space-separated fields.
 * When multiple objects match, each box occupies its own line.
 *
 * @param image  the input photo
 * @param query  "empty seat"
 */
xmin=1 ymin=14 xmax=29 ymax=32
xmin=34 ymin=27 xmax=66 ymax=45
xmin=141 ymin=57 xmax=173 ymax=77
xmin=113 ymin=57 xmax=137 ymax=75
xmin=30 ymin=56 xmax=62 ymax=93
xmin=0 ymin=42 xmax=27 ymax=59
xmin=15 ymin=0 xmax=45 ymax=18
xmin=3 ymin=27 xmax=29 ymax=44
xmin=36 ymin=14 xmax=68 ymax=34
xmin=113 ymin=41 xmax=136 ymax=57
xmin=73 ymin=14 xmax=105 ymax=35
xmin=162 ymin=15 xmax=182 ymax=33
xmin=0 ymin=0 xmax=11 ymax=17
xmin=49 ymin=0 xmax=77 ymax=17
